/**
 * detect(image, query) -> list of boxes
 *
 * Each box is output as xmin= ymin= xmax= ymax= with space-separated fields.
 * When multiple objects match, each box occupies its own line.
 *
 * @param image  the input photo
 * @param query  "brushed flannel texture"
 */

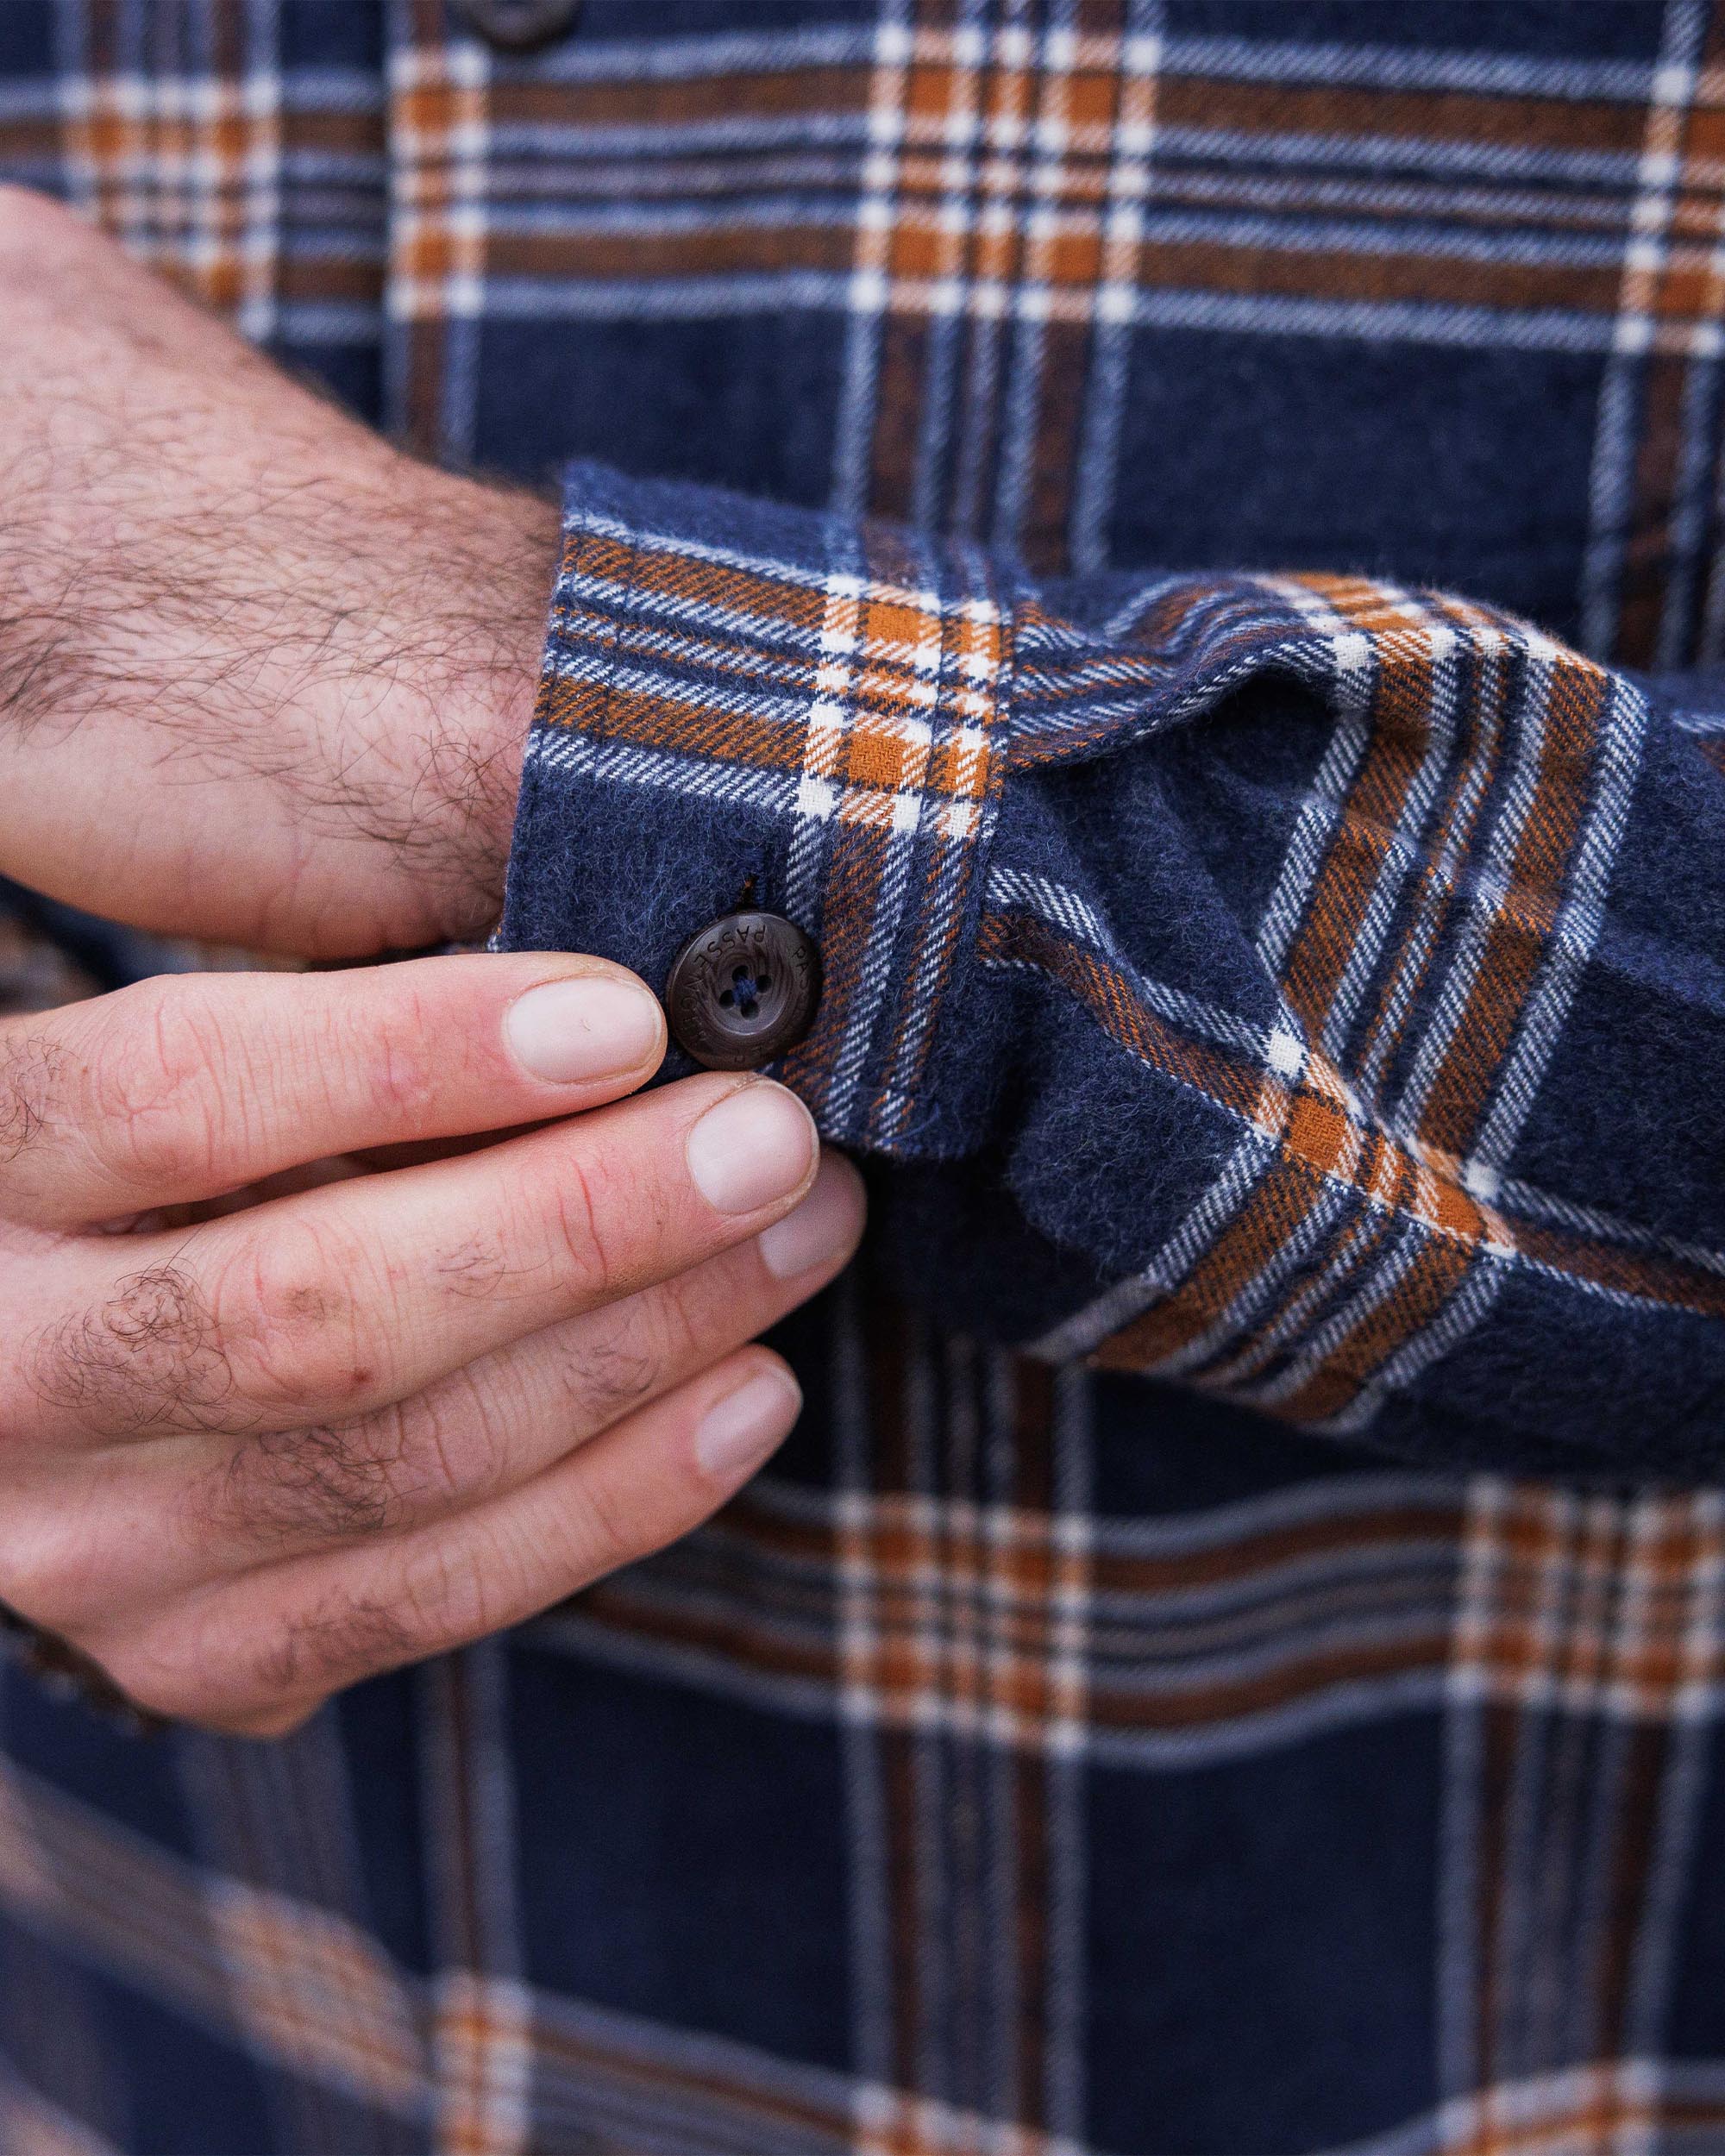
xmin=4 ymin=3 xmax=1725 ymax=2153
xmin=505 ymin=473 xmax=1725 ymax=1473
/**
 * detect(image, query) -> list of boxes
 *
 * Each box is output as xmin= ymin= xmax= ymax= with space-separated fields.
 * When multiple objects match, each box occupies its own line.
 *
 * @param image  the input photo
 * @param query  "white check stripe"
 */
xmin=1578 ymin=0 xmax=1711 ymax=657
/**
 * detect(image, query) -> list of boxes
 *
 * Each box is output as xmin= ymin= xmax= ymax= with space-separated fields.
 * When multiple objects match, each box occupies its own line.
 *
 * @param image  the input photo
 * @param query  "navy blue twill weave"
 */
xmin=3 ymin=3 xmax=1725 ymax=2152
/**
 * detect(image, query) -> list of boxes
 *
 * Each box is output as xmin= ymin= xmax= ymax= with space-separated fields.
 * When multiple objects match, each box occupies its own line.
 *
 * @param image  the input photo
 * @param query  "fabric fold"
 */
xmin=503 ymin=463 xmax=1015 ymax=1152
xmin=503 ymin=461 xmax=1725 ymax=1473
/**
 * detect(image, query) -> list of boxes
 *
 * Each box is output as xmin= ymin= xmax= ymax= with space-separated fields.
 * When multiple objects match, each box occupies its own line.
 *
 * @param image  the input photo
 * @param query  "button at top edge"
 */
xmin=450 ymin=0 xmax=581 ymax=53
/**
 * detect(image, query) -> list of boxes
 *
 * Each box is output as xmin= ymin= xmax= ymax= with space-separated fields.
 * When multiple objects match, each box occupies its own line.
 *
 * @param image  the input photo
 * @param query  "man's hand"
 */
xmin=0 ymin=186 xmax=556 ymax=956
xmin=0 ymin=951 xmax=862 ymax=1733
xmin=0 ymin=191 xmax=868 ymax=1733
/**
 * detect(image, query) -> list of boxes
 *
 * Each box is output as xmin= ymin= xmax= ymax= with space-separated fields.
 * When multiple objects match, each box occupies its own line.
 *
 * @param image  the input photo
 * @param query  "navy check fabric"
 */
xmin=5 ymin=3 xmax=1725 ymax=2153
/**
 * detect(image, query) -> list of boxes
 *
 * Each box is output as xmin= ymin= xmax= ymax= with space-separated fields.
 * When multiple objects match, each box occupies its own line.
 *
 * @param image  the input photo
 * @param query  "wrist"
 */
xmin=368 ymin=472 xmax=559 ymax=946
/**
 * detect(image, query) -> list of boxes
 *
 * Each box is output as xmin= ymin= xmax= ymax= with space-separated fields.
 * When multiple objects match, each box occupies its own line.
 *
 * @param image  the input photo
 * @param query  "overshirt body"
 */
xmin=0 ymin=5 xmax=1722 ymax=2152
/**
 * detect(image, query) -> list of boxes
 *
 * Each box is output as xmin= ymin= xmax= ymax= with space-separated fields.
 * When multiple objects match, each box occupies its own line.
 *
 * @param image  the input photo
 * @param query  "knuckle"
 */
xmin=216 ymin=1215 xmax=386 ymax=1419
xmin=562 ymin=1305 xmax=662 ymax=1428
xmin=198 ymin=1418 xmax=403 ymax=1548
xmin=540 ymin=1148 xmax=633 ymax=1308
xmin=82 ymin=984 xmax=232 ymax=1198
xmin=651 ymin=1268 xmax=731 ymax=1372
xmin=197 ymin=1378 xmax=493 ymax=1550
xmin=78 ymin=1601 xmax=321 ymax=1734
xmin=250 ymin=1589 xmax=421 ymax=1698
xmin=238 ymin=1532 xmax=510 ymax=1703
xmin=350 ymin=987 xmax=442 ymax=1126
xmin=219 ymin=1704 xmax=320 ymax=1743
xmin=395 ymin=1537 xmax=492 ymax=1645
xmin=26 ymin=1260 xmax=231 ymax=1433
xmin=554 ymin=1264 xmax=750 ymax=1435
xmin=399 ymin=1371 xmax=505 ymax=1509
xmin=432 ymin=1232 xmax=518 ymax=1303
xmin=295 ymin=981 xmax=446 ymax=1138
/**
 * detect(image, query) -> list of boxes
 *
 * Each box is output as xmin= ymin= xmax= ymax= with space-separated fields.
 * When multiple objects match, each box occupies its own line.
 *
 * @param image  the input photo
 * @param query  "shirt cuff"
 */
xmin=499 ymin=463 xmax=1014 ymax=1154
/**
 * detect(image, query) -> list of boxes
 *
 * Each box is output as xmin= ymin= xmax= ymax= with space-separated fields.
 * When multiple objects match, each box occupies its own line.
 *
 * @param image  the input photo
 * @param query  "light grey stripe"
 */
xmin=0 ymin=66 xmax=380 ymax=119
xmin=1391 ymin=630 xmax=1558 ymax=1132
xmin=419 ymin=1641 xmax=524 ymax=1981
xmin=1494 ymin=1492 xmax=1602 ymax=2080
xmin=749 ymin=1458 xmax=1461 ymax=1551
xmin=986 ymin=863 xmax=1291 ymax=1062
xmin=433 ymin=272 xmax=1649 ymax=357
xmin=549 ymin=581 xmax=835 ymax=674
xmin=674 ymin=1545 xmax=1465 ymax=1650
xmin=527 ymin=1985 xmax=858 ymax=2156
xmin=470 ymin=114 xmax=1656 ymax=192
xmin=522 ymin=22 xmax=878 ymax=84
xmin=1157 ymin=34 xmax=1666 ymax=101
xmin=1437 ymin=1477 xmax=1508 ymax=2102
xmin=1358 ymin=632 xmax=1508 ymax=1101
xmin=1327 ymin=1249 xmax=1510 ymax=1438
xmin=1254 ymin=583 xmax=1377 ymax=975
xmin=831 ymin=1278 xmax=894 ymax=2108
xmin=526 ymin=1607 xmax=1456 ymax=1767
xmin=577 ymin=1564 xmax=1460 ymax=1701
xmin=1578 ymin=0 xmax=1709 ymax=656
xmin=473 ymin=193 xmax=1665 ymax=275
xmin=488 ymin=110 xmax=880 ymax=158
xmin=831 ymin=0 xmax=911 ymax=520
xmin=555 ymin=497 xmax=943 ymax=606
xmin=1469 ymin=677 xmax=1647 ymax=1171
xmin=1134 ymin=120 xmax=1657 ymax=189
xmin=1246 ymin=1217 xmax=1433 ymax=1409
xmin=1652 ymin=310 xmax=1725 ymax=668
xmin=1495 ymin=1171 xmax=1725 ymax=1277
xmin=525 ymin=726 xmax=800 ymax=813
xmin=1319 ymin=620 xmax=1466 ymax=1060
xmin=445 ymin=15 xmax=1662 ymax=103
xmin=876 ymin=599 xmax=1008 ymax=1138
xmin=1622 ymin=1495 xmax=1725 ymax=2053
xmin=822 ymin=812 xmax=925 ymax=1139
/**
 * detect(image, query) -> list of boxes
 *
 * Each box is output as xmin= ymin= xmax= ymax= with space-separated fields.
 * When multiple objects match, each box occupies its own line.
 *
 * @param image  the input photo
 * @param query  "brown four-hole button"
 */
xmin=665 ymin=911 xmax=821 ymax=1072
xmin=451 ymin=0 xmax=580 ymax=52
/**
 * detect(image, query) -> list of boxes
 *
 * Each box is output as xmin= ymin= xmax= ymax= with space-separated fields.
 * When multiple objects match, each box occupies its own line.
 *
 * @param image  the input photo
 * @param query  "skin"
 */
xmin=0 ymin=192 xmax=867 ymax=1733
xmin=0 ymin=185 xmax=550 ymax=956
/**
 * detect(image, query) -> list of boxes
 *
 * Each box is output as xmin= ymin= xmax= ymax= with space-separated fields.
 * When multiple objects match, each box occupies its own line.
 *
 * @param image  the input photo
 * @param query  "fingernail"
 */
xmin=505 ymin=976 xmax=662 ymax=1083
xmin=687 ymin=1082 xmax=816 ymax=1215
xmin=694 ymin=1368 xmax=801 ymax=1481
xmin=758 ymin=1154 xmax=864 ymax=1279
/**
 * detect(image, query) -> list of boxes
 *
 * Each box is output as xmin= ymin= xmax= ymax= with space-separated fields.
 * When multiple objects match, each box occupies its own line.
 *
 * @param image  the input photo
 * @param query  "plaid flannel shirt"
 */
xmin=3 ymin=3 xmax=1725 ymax=2152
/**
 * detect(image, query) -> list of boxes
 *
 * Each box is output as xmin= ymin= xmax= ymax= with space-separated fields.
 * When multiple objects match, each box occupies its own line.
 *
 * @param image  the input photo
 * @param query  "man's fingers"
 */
xmin=0 ymin=1156 xmax=859 ymax=1664
xmin=92 ymin=1347 xmax=804 ymax=1733
xmin=0 ymin=954 xmax=666 ymax=1226
xmin=19 ymin=1073 xmax=820 ymax=1443
xmin=179 ymin=1153 xmax=862 ymax=1568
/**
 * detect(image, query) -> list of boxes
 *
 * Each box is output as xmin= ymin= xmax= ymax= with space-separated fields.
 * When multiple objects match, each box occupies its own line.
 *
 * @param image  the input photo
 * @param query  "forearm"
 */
xmin=0 ymin=185 xmax=555 ymax=958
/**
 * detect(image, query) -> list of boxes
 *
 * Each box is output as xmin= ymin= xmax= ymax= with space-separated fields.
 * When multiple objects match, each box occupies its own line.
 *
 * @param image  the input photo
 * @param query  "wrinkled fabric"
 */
xmin=504 ymin=463 xmax=1725 ymax=1478
xmin=1 ymin=5 xmax=1725 ymax=2154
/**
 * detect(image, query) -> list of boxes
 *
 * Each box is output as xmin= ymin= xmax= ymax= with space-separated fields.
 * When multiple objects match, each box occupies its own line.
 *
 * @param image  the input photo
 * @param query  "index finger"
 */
xmin=0 ymin=954 xmax=667 ymax=1227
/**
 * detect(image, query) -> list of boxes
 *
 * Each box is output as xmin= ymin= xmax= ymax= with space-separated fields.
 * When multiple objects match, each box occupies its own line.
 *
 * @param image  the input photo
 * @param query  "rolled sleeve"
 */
xmin=500 ymin=461 xmax=1725 ymax=1479
xmin=500 ymin=463 xmax=1014 ymax=1153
